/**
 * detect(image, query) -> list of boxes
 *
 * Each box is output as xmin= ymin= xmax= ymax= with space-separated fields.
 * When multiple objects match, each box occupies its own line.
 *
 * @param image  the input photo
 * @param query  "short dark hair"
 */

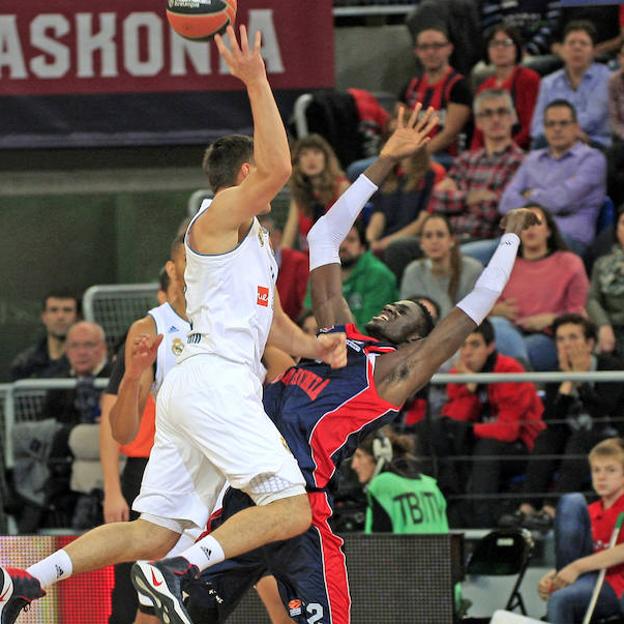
xmin=544 ymin=99 xmax=577 ymax=122
xmin=405 ymin=297 xmax=435 ymax=337
xmin=350 ymin=220 xmax=368 ymax=248
xmin=414 ymin=24 xmax=449 ymax=44
xmin=42 ymin=289 xmax=79 ymax=312
xmin=472 ymin=318 xmax=495 ymax=345
xmin=158 ymin=265 xmax=170 ymax=293
xmin=563 ymin=20 xmax=597 ymax=46
xmin=484 ymin=23 xmax=523 ymax=65
xmin=407 ymin=294 xmax=441 ymax=324
xmin=552 ymin=313 xmax=597 ymax=342
xmin=202 ymin=135 xmax=254 ymax=193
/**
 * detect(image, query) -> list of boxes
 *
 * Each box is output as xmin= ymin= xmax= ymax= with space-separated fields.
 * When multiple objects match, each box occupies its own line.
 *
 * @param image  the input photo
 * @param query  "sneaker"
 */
xmin=523 ymin=510 xmax=554 ymax=532
xmin=0 ymin=567 xmax=46 ymax=624
xmin=498 ymin=510 xmax=526 ymax=528
xmin=131 ymin=557 xmax=198 ymax=624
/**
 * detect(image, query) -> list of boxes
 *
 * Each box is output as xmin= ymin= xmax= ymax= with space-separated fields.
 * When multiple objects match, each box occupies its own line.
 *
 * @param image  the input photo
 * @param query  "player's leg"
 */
xmin=132 ymin=358 xmax=308 ymax=624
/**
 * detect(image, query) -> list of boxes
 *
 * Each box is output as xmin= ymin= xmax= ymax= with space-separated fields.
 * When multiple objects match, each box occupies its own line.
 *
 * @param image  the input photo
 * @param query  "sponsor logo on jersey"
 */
xmin=168 ymin=325 xmax=178 ymax=334
xmin=171 ymin=337 xmax=185 ymax=356
xmin=257 ymin=286 xmax=269 ymax=307
xmin=288 ymin=599 xmax=302 ymax=617
xmin=346 ymin=339 xmax=361 ymax=352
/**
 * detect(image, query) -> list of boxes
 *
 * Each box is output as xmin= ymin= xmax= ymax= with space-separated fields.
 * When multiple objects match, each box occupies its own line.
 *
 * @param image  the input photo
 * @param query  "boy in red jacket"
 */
xmin=434 ymin=318 xmax=544 ymax=526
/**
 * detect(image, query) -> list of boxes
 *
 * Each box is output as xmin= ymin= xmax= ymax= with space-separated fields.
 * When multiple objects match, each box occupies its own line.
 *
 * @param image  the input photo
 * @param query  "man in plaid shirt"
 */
xmin=429 ymin=89 xmax=525 ymax=262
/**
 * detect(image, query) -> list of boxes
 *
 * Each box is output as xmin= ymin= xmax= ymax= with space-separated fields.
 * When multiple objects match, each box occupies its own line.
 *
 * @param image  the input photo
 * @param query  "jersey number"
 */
xmin=306 ymin=603 xmax=324 ymax=623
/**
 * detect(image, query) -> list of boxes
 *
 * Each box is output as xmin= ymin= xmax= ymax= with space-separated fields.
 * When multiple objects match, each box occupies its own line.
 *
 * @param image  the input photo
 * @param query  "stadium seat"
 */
xmin=597 ymin=196 xmax=616 ymax=234
xmin=463 ymin=528 xmax=534 ymax=623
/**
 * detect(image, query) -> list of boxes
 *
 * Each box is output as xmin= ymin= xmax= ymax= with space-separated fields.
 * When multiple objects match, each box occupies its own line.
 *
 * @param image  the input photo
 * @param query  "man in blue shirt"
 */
xmin=501 ymin=99 xmax=606 ymax=255
xmin=531 ymin=20 xmax=611 ymax=149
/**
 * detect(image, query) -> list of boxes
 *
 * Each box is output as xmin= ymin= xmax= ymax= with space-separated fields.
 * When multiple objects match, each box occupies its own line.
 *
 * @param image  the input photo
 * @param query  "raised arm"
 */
xmin=375 ymin=209 xmax=540 ymax=406
xmin=108 ymin=317 xmax=159 ymax=445
xmin=309 ymin=104 xmax=438 ymax=328
xmin=192 ymin=26 xmax=291 ymax=249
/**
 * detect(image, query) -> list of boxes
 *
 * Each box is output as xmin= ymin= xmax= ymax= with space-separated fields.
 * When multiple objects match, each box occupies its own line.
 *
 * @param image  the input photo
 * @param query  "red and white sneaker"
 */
xmin=0 ymin=567 xmax=45 ymax=624
xmin=131 ymin=557 xmax=198 ymax=624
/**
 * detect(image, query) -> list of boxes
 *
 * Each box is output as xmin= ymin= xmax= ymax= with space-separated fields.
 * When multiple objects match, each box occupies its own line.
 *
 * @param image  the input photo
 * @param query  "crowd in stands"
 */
xmin=5 ymin=6 xmax=624 ymax=551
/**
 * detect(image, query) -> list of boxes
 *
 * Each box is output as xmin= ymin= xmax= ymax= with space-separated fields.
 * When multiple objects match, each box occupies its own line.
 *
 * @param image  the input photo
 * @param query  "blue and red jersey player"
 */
xmin=185 ymin=323 xmax=407 ymax=624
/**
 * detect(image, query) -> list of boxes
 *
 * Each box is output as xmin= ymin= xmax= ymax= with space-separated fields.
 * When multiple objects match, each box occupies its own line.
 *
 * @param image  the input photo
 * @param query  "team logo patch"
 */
xmin=288 ymin=599 xmax=302 ymax=617
xmin=257 ymin=286 xmax=269 ymax=307
xmin=171 ymin=337 xmax=185 ymax=356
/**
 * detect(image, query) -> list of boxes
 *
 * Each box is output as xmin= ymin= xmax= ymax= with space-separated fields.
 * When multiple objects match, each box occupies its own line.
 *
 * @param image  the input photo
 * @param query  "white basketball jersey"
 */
xmin=147 ymin=302 xmax=191 ymax=396
xmin=182 ymin=198 xmax=278 ymax=380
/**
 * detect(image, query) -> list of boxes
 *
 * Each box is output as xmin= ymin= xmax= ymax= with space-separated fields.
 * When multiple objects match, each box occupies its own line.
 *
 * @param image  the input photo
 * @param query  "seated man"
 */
xmin=501 ymin=314 xmax=624 ymax=532
xmin=42 ymin=321 xmax=111 ymax=425
xmin=432 ymin=319 xmax=545 ymax=527
xmin=537 ymin=438 xmax=624 ymax=624
xmin=531 ymin=20 xmax=611 ymax=149
xmin=501 ymin=99 xmax=606 ymax=255
xmin=10 ymin=289 xmax=78 ymax=381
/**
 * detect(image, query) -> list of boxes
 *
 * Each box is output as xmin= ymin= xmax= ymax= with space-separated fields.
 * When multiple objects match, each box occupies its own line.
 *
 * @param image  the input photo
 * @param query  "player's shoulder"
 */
xmin=128 ymin=314 xmax=158 ymax=338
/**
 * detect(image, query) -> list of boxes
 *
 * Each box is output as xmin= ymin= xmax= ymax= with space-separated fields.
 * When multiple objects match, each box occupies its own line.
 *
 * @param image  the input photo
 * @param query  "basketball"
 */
xmin=166 ymin=0 xmax=237 ymax=42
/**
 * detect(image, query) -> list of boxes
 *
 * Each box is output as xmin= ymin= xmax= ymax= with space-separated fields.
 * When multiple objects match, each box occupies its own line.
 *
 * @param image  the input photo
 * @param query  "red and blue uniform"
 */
xmin=186 ymin=325 xmax=401 ymax=624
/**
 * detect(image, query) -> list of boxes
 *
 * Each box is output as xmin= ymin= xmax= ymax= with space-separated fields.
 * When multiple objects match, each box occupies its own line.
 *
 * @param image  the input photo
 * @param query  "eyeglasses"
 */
xmin=544 ymin=120 xmax=575 ymax=129
xmin=415 ymin=42 xmax=449 ymax=52
xmin=489 ymin=38 xmax=514 ymax=48
xmin=477 ymin=107 xmax=512 ymax=119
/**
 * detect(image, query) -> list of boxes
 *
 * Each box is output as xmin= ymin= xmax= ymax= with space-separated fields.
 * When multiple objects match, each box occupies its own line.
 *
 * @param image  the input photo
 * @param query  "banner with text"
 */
xmin=0 ymin=0 xmax=334 ymax=147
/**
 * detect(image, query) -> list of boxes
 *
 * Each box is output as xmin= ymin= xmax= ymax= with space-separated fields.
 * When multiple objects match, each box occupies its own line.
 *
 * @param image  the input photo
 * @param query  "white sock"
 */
xmin=178 ymin=534 xmax=224 ymax=572
xmin=27 ymin=549 xmax=73 ymax=588
xmin=307 ymin=174 xmax=378 ymax=271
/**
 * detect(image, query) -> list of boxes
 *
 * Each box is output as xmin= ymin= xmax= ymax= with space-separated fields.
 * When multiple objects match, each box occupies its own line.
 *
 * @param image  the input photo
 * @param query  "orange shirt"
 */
xmin=119 ymin=395 xmax=155 ymax=458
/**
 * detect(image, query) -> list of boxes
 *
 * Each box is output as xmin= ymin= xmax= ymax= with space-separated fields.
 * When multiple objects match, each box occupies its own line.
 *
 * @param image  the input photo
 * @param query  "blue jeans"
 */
xmin=547 ymin=493 xmax=623 ymax=623
xmin=489 ymin=316 xmax=557 ymax=371
xmin=460 ymin=238 xmax=499 ymax=265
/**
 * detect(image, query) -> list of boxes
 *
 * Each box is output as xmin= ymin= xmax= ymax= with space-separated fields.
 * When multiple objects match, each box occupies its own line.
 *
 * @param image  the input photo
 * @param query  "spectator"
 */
xmin=282 ymin=134 xmax=349 ymax=251
xmin=351 ymin=428 xmax=449 ymax=534
xmin=400 ymin=215 xmax=483 ymax=319
xmin=501 ymin=314 xmax=624 ymax=532
xmin=471 ymin=26 xmax=540 ymax=151
xmin=608 ymin=43 xmax=624 ymax=207
xmin=398 ymin=25 xmax=472 ymax=167
xmin=480 ymin=1 xmax=562 ymax=60
xmin=588 ymin=207 xmax=624 ymax=356
xmin=531 ymin=21 xmax=611 ymax=149
xmin=433 ymin=319 xmax=545 ymax=527
xmin=536 ymin=439 xmax=624 ymax=624
xmin=501 ymin=99 xmax=607 ymax=255
xmin=10 ymin=290 xmax=79 ymax=381
xmin=42 ymin=321 xmax=111 ymax=426
xmin=366 ymin=146 xmax=443 ymax=258
xmin=430 ymin=89 xmax=525 ymax=263
xmin=490 ymin=205 xmax=589 ymax=371
xmin=259 ymin=215 xmax=308 ymax=321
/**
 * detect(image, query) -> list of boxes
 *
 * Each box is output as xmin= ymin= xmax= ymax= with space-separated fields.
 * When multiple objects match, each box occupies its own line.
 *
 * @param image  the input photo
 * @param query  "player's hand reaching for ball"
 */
xmin=315 ymin=333 xmax=347 ymax=369
xmin=215 ymin=25 xmax=267 ymax=87
xmin=500 ymin=208 xmax=541 ymax=237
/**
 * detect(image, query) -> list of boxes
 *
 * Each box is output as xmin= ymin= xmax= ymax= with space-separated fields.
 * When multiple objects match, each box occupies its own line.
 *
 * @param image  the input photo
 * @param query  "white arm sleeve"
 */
xmin=456 ymin=233 xmax=520 ymax=325
xmin=307 ymin=174 xmax=378 ymax=271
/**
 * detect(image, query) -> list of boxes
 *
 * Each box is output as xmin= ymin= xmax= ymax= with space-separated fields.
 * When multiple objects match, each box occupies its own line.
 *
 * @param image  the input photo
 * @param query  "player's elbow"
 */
xmin=111 ymin=424 xmax=135 ymax=446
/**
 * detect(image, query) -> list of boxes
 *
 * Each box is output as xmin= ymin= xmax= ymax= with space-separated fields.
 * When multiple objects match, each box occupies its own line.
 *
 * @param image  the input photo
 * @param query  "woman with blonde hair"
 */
xmin=282 ymin=134 xmax=350 ymax=250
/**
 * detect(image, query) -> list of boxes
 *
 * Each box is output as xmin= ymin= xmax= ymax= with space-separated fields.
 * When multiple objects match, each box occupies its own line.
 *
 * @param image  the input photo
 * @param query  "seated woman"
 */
xmin=400 ymin=214 xmax=483 ymax=319
xmin=490 ymin=204 xmax=589 ymax=371
xmin=471 ymin=24 xmax=540 ymax=151
xmin=587 ymin=206 xmax=624 ymax=356
xmin=365 ymin=148 xmax=443 ymax=257
xmin=282 ymin=134 xmax=349 ymax=251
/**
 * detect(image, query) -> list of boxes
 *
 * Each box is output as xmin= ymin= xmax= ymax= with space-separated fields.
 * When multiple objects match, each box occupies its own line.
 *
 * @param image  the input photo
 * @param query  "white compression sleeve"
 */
xmin=307 ymin=174 xmax=378 ymax=271
xmin=456 ymin=233 xmax=520 ymax=325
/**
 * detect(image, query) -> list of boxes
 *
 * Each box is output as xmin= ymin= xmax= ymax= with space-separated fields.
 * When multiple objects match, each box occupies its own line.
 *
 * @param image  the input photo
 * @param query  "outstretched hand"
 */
xmin=214 ymin=25 xmax=267 ymax=86
xmin=379 ymin=104 xmax=438 ymax=161
xmin=500 ymin=208 xmax=541 ymax=237
xmin=315 ymin=332 xmax=347 ymax=369
xmin=126 ymin=333 xmax=164 ymax=380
